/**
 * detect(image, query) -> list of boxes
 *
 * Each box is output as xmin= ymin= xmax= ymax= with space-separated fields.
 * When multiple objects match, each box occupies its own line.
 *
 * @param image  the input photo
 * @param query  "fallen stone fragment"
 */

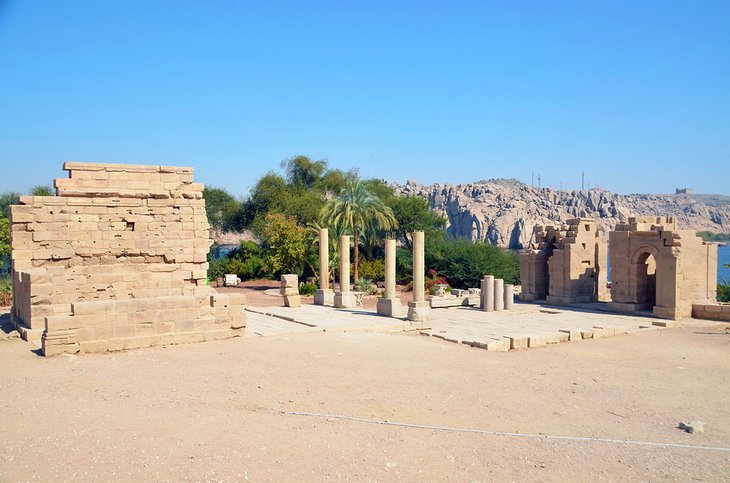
xmin=678 ymin=421 xmax=705 ymax=434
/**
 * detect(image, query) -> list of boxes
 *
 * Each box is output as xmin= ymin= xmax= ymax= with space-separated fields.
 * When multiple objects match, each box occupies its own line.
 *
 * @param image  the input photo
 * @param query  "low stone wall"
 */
xmin=692 ymin=303 xmax=730 ymax=322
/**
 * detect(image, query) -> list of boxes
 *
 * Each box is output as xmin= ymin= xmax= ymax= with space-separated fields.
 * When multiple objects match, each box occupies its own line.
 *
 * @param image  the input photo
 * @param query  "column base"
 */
xmin=283 ymin=295 xmax=301 ymax=307
xmin=376 ymin=297 xmax=405 ymax=317
xmin=334 ymin=292 xmax=357 ymax=309
xmin=314 ymin=289 xmax=334 ymax=306
xmin=407 ymin=300 xmax=430 ymax=324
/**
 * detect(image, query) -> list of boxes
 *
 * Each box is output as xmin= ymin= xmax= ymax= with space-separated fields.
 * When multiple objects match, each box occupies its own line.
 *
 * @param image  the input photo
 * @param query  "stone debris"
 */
xmin=8 ymin=162 xmax=246 ymax=356
xmin=678 ymin=421 xmax=705 ymax=434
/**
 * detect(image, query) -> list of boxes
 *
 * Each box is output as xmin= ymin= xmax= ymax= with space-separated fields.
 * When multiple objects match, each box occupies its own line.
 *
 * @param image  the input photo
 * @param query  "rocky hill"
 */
xmin=393 ymin=179 xmax=730 ymax=249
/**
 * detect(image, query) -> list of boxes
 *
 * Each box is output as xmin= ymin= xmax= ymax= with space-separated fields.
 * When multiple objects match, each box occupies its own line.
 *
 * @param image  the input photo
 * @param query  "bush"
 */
xmin=718 ymin=281 xmax=730 ymax=302
xmin=0 ymin=276 xmax=11 ymax=306
xmin=358 ymin=259 xmax=385 ymax=282
xmin=299 ymin=282 xmax=317 ymax=296
xmin=354 ymin=278 xmax=377 ymax=294
xmin=208 ymin=240 xmax=267 ymax=281
xmin=394 ymin=231 xmax=520 ymax=289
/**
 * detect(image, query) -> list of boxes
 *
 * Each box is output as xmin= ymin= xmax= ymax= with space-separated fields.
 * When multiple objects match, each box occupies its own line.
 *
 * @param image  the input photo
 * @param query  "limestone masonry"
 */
xmin=9 ymin=162 xmax=246 ymax=356
xmin=520 ymin=216 xmax=717 ymax=320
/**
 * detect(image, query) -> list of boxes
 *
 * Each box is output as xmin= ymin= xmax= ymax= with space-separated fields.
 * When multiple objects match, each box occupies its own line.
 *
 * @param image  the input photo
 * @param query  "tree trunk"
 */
xmin=353 ymin=226 xmax=359 ymax=282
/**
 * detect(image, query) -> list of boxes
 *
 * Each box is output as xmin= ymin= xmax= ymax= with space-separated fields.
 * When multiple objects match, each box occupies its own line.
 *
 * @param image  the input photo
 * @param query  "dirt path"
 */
xmin=0 ymin=314 xmax=728 ymax=481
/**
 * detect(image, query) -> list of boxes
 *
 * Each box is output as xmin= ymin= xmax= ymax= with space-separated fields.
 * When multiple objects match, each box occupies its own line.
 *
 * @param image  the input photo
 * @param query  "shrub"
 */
xmin=425 ymin=269 xmax=450 ymax=295
xmin=358 ymin=258 xmax=385 ymax=282
xmin=394 ymin=231 xmax=520 ymax=289
xmin=299 ymin=282 xmax=317 ymax=296
xmin=718 ymin=281 xmax=730 ymax=302
xmin=354 ymin=278 xmax=377 ymax=294
xmin=208 ymin=240 xmax=267 ymax=281
xmin=0 ymin=276 xmax=11 ymax=306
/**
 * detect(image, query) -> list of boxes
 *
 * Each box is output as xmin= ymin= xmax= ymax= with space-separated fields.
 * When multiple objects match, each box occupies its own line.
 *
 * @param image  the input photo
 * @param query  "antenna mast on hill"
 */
xmin=582 ymin=171 xmax=585 ymax=190
xmin=531 ymin=172 xmax=534 ymax=188
xmin=538 ymin=174 xmax=541 ymax=189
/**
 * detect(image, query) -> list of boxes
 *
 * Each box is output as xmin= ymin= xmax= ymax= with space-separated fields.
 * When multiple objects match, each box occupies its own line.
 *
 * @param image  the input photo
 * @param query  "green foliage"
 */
xmin=259 ymin=213 xmax=307 ymax=276
xmin=320 ymin=179 xmax=398 ymax=281
xmin=0 ymin=217 xmax=9 ymax=277
xmin=718 ymin=281 xmax=730 ymax=302
xmin=0 ymin=192 xmax=21 ymax=219
xmin=358 ymin=258 xmax=385 ymax=282
xmin=393 ymin=231 xmax=520 ymax=289
xmin=0 ymin=217 xmax=9 ymax=259
xmin=208 ymin=240 xmax=266 ymax=281
xmin=0 ymin=275 xmax=11 ymax=305
xmin=203 ymin=186 xmax=246 ymax=231
xmin=30 ymin=185 xmax=54 ymax=196
xmin=354 ymin=277 xmax=376 ymax=294
xmin=387 ymin=195 xmax=446 ymax=248
xmin=697 ymin=231 xmax=730 ymax=242
xmin=298 ymin=281 xmax=318 ymax=296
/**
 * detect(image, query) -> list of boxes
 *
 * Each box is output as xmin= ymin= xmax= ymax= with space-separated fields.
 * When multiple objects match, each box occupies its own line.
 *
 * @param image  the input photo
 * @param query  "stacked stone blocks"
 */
xmin=9 ymin=162 xmax=246 ymax=356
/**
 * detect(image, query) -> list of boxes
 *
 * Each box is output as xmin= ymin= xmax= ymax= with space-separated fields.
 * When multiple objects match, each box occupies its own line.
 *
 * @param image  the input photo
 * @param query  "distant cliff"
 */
xmin=393 ymin=179 xmax=730 ymax=249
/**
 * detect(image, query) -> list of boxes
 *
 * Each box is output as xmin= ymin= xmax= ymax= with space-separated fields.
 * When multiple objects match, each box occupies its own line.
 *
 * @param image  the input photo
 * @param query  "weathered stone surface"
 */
xmin=393 ymin=179 xmax=730 ymax=249
xmin=10 ymin=162 xmax=246 ymax=356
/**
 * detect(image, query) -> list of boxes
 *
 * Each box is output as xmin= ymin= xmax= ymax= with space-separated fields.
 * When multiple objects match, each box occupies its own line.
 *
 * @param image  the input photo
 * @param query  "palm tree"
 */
xmin=320 ymin=179 xmax=398 ymax=282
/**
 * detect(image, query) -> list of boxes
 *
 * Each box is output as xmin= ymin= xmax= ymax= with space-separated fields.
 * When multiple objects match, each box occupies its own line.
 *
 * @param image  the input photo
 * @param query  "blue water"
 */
xmin=719 ymin=245 xmax=730 ymax=283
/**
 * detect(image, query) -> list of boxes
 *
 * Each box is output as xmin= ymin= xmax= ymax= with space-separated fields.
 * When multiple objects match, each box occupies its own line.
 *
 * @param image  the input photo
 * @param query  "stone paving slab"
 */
xmin=245 ymin=302 xmax=671 ymax=352
xmin=423 ymin=303 xmax=663 ymax=351
xmin=246 ymin=305 xmax=409 ymax=334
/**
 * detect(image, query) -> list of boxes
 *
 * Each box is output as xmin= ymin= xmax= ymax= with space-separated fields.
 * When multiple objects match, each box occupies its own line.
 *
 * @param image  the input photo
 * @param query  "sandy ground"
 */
xmin=1 ymin=306 xmax=729 ymax=481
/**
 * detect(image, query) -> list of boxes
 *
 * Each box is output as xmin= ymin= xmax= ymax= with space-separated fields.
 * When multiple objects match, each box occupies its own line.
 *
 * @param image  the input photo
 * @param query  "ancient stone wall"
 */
xmin=10 ymin=162 xmax=246 ymax=355
xmin=520 ymin=219 xmax=608 ymax=303
xmin=609 ymin=216 xmax=717 ymax=319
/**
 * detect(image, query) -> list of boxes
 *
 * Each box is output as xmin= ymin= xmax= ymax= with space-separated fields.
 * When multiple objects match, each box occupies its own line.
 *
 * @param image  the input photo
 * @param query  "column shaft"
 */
xmin=412 ymin=231 xmax=424 ymax=302
xmin=319 ymin=228 xmax=329 ymax=290
xmin=384 ymin=238 xmax=396 ymax=299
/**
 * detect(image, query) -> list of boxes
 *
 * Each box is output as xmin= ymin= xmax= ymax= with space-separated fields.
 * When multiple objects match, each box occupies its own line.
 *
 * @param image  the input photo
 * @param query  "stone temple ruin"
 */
xmin=520 ymin=216 xmax=718 ymax=320
xmin=9 ymin=162 xmax=246 ymax=356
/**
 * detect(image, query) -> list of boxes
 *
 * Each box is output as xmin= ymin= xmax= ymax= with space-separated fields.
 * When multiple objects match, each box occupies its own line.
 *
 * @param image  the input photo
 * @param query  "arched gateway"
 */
xmin=608 ymin=217 xmax=716 ymax=319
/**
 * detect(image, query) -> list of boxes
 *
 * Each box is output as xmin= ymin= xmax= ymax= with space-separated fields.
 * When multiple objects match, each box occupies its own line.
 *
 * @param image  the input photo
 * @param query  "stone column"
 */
xmin=481 ymin=275 xmax=494 ymax=312
xmin=407 ymin=231 xmax=430 ymax=323
xmin=377 ymin=238 xmax=403 ymax=317
xmin=314 ymin=228 xmax=334 ymax=305
xmin=494 ymin=278 xmax=504 ymax=311
xmin=334 ymin=235 xmax=356 ymax=308
xmin=504 ymin=284 xmax=514 ymax=310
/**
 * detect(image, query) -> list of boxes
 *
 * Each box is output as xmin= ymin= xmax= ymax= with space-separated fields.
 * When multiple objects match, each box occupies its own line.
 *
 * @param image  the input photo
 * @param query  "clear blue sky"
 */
xmin=1 ymin=0 xmax=728 ymax=196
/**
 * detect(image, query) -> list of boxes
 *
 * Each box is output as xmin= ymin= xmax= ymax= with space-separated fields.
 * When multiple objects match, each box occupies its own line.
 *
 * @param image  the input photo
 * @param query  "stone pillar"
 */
xmin=281 ymin=274 xmax=301 ymax=307
xmin=504 ymin=284 xmax=514 ymax=310
xmin=494 ymin=278 xmax=504 ymax=311
xmin=334 ymin=235 xmax=356 ymax=308
xmin=314 ymin=228 xmax=334 ymax=305
xmin=377 ymin=238 xmax=403 ymax=317
xmin=407 ymin=231 xmax=430 ymax=323
xmin=481 ymin=275 xmax=494 ymax=312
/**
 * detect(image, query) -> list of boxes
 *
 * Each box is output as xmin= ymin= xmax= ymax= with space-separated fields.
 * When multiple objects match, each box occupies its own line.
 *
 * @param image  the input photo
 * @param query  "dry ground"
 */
xmin=1 ymin=307 xmax=729 ymax=481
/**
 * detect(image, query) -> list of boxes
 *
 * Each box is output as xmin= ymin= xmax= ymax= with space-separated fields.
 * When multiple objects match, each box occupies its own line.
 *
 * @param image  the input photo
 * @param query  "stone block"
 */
xmin=314 ymin=289 xmax=334 ymax=306
xmin=376 ymin=297 xmax=405 ymax=317
xmin=334 ymin=291 xmax=357 ymax=309
xmin=283 ymin=295 xmax=301 ymax=308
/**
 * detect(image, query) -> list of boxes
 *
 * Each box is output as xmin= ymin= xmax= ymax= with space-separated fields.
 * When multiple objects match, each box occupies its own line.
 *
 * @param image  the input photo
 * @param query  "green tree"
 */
xmin=203 ymin=186 xmax=244 ymax=231
xmin=30 ymin=185 xmax=54 ymax=196
xmin=388 ymin=195 xmax=446 ymax=249
xmin=282 ymin=155 xmax=327 ymax=189
xmin=320 ymin=179 xmax=398 ymax=281
xmin=0 ymin=217 xmax=10 ymax=276
xmin=259 ymin=213 xmax=307 ymax=276
xmin=0 ymin=192 xmax=21 ymax=219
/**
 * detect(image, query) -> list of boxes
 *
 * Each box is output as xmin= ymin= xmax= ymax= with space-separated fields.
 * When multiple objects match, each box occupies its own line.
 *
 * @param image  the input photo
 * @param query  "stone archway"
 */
xmin=630 ymin=247 xmax=659 ymax=309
